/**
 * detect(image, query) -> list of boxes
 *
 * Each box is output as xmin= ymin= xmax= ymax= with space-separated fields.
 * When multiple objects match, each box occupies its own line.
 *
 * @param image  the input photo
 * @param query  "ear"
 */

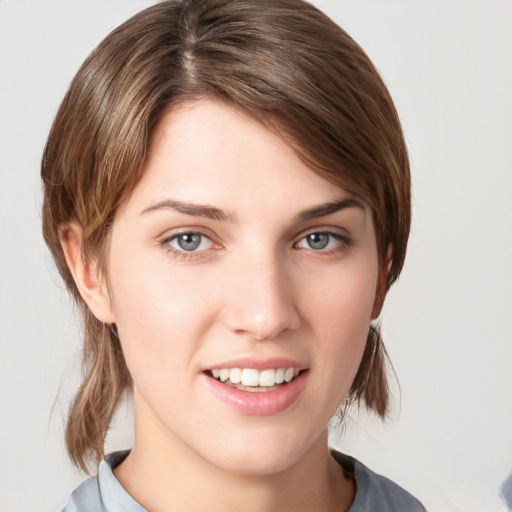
xmin=371 ymin=246 xmax=392 ymax=320
xmin=59 ymin=222 xmax=116 ymax=324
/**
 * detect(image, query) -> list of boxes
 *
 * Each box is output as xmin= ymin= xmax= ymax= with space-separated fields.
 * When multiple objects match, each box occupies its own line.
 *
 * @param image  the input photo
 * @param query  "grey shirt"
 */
xmin=62 ymin=450 xmax=427 ymax=511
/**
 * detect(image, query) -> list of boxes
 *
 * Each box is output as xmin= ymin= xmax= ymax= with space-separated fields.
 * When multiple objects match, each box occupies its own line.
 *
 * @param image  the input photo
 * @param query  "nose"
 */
xmin=222 ymin=253 xmax=301 ymax=341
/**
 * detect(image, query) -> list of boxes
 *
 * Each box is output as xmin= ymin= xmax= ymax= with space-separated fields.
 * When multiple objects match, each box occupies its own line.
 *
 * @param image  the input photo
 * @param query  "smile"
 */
xmin=203 ymin=365 xmax=308 ymax=415
xmin=209 ymin=367 xmax=300 ymax=390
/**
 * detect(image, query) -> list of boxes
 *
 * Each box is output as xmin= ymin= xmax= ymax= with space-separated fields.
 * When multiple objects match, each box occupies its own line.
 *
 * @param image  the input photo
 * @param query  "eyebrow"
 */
xmin=141 ymin=199 xmax=235 ymax=222
xmin=140 ymin=196 xmax=365 ymax=223
xmin=294 ymin=197 xmax=365 ymax=222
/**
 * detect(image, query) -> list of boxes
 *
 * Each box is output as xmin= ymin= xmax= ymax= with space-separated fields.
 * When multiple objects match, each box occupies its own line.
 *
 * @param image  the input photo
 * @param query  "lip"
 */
xmin=202 ymin=357 xmax=307 ymax=372
xmin=202 ymin=368 xmax=309 ymax=416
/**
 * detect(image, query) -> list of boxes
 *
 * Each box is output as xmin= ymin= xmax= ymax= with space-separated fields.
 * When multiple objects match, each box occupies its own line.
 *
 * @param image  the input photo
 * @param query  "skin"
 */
xmin=62 ymin=100 xmax=383 ymax=512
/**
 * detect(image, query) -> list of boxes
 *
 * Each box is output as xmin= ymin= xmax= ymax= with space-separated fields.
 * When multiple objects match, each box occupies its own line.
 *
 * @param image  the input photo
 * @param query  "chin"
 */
xmin=214 ymin=450 xmax=300 ymax=477
xmin=201 ymin=424 xmax=317 ymax=476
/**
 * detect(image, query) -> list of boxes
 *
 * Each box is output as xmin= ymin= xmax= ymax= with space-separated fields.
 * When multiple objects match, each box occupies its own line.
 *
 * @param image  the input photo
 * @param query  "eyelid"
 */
xmin=294 ymin=227 xmax=353 ymax=252
xmin=169 ymin=232 xmax=213 ymax=250
xmin=295 ymin=225 xmax=351 ymax=241
xmin=158 ymin=227 xmax=222 ymax=261
xmin=156 ymin=223 xmax=216 ymax=239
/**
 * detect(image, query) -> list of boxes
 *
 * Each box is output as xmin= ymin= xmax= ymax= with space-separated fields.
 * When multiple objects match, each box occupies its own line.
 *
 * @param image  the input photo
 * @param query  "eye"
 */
xmin=295 ymin=231 xmax=350 ymax=252
xmin=172 ymin=233 xmax=206 ymax=251
xmin=163 ymin=232 xmax=216 ymax=255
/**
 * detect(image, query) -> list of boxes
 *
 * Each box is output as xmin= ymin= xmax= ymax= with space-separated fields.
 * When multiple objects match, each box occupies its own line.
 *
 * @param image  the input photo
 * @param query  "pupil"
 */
xmin=308 ymin=233 xmax=329 ymax=250
xmin=178 ymin=233 xmax=201 ymax=251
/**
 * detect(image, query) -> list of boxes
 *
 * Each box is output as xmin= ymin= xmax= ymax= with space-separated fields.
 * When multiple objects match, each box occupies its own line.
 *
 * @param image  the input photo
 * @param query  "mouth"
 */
xmin=205 ymin=367 xmax=304 ymax=392
xmin=203 ymin=363 xmax=309 ymax=415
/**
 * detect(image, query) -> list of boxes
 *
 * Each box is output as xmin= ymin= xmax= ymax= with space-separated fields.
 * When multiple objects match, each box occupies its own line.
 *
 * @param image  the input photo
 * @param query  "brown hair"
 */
xmin=41 ymin=0 xmax=410 ymax=471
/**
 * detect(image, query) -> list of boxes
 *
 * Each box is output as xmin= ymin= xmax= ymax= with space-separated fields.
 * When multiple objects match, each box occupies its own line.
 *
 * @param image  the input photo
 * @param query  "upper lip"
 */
xmin=203 ymin=357 xmax=308 ymax=372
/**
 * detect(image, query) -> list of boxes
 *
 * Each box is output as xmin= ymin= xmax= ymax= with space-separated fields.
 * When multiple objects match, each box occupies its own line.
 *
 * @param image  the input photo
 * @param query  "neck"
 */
xmin=114 ymin=399 xmax=354 ymax=512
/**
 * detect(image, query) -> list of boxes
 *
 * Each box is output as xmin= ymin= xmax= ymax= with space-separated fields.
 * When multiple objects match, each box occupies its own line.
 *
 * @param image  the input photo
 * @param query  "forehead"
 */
xmin=121 ymin=100 xmax=359 ymax=217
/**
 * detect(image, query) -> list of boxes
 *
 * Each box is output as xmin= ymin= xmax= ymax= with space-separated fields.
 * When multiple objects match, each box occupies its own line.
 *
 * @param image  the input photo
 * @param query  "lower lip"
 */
xmin=203 ymin=371 xmax=308 ymax=416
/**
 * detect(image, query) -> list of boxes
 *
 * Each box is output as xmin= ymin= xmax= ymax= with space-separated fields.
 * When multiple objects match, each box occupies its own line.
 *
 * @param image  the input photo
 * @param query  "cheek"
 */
xmin=308 ymin=255 xmax=377 ymax=329
xmin=106 ymin=244 xmax=219 ymax=389
xmin=306 ymin=259 xmax=378 ymax=384
xmin=320 ymin=294 xmax=372 ymax=375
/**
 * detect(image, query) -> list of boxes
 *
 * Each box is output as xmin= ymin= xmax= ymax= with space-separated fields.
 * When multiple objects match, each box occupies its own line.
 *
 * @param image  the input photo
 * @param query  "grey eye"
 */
xmin=306 ymin=233 xmax=330 ymax=250
xmin=176 ymin=233 xmax=202 ymax=251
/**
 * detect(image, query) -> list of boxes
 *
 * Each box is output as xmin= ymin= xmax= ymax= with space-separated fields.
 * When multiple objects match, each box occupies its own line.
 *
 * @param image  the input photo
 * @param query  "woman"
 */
xmin=41 ymin=0 xmax=425 ymax=510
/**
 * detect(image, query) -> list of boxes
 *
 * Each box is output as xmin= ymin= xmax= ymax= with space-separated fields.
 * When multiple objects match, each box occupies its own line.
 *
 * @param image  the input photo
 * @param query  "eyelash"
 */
xmin=294 ymin=231 xmax=353 ymax=255
xmin=159 ymin=232 xmax=217 ymax=261
xmin=159 ymin=229 xmax=352 ymax=261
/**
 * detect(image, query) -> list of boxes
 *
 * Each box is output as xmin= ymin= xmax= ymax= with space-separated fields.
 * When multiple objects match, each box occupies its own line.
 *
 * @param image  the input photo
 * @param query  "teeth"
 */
xmin=241 ymin=369 xmax=259 ymax=386
xmin=259 ymin=369 xmax=276 ymax=387
xmin=229 ymin=367 xmax=242 ymax=384
xmin=284 ymin=368 xmax=295 ymax=383
xmin=210 ymin=367 xmax=300 ymax=387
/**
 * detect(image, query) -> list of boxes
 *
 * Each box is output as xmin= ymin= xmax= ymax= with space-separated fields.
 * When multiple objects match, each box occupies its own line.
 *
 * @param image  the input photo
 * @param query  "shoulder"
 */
xmin=61 ymin=475 xmax=103 ymax=512
xmin=353 ymin=461 xmax=427 ymax=512
xmin=61 ymin=450 xmax=144 ymax=512
xmin=331 ymin=450 xmax=427 ymax=512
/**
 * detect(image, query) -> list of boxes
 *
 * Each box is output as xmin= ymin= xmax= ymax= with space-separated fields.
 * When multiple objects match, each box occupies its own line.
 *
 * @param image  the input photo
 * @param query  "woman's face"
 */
xmin=103 ymin=100 xmax=380 ymax=475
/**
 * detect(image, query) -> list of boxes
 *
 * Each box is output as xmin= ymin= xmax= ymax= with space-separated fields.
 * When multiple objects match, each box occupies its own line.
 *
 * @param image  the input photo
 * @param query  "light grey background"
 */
xmin=0 ymin=1 xmax=511 ymax=511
